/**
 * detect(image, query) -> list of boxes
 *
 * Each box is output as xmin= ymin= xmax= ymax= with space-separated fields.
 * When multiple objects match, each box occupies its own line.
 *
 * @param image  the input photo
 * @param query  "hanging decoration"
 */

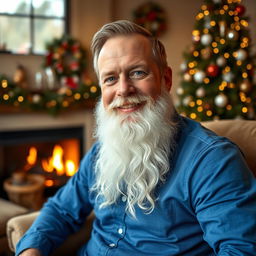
xmin=133 ymin=2 xmax=167 ymax=37
xmin=44 ymin=36 xmax=87 ymax=89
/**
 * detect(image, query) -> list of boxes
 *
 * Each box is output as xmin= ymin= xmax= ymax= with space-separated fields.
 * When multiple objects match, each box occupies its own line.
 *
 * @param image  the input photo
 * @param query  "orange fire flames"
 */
xmin=26 ymin=143 xmax=78 ymax=187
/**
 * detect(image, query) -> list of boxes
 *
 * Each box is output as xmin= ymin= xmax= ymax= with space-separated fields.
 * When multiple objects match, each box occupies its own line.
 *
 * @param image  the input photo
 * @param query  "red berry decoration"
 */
xmin=207 ymin=64 xmax=219 ymax=77
xmin=235 ymin=5 xmax=246 ymax=16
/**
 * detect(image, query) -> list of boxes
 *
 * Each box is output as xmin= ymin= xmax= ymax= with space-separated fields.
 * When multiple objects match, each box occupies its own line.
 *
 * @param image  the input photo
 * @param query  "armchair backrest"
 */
xmin=201 ymin=119 xmax=256 ymax=176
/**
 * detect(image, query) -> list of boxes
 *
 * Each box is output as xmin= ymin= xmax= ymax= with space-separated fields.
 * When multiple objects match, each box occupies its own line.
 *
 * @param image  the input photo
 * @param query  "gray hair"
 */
xmin=91 ymin=20 xmax=168 ymax=78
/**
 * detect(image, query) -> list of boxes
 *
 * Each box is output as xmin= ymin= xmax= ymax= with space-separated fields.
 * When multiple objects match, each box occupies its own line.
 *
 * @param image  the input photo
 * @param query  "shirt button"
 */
xmin=121 ymin=195 xmax=127 ymax=202
xmin=109 ymin=243 xmax=116 ymax=248
xmin=118 ymin=228 xmax=123 ymax=234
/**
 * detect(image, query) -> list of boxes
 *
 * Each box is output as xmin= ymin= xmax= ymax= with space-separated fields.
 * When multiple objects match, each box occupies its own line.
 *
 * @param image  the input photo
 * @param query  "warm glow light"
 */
xmin=41 ymin=145 xmax=64 ymax=175
xmin=65 ymin=160 xmax=77 ymax=176
xmin=52 ymin=145 xmax=64 ymax=175
xmin=27 ymin=147 xmax=37 ymax=165
xmin=45 ymin=179 xmax=54 ymax=187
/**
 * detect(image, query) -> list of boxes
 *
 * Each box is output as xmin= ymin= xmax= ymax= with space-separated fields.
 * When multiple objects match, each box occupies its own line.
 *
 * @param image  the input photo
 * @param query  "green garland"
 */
xmin=0 ymin=74 xmax=100 ymax=115
xmin=0 ymin=35 xmax=101 ymax=115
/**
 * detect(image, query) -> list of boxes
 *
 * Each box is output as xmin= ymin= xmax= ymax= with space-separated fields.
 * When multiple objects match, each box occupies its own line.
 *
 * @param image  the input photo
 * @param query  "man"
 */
xmin=17 ymin=20 xmax=256 ymax=256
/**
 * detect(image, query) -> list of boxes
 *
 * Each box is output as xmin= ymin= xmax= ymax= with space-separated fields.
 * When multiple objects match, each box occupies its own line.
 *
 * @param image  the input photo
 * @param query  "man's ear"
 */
xmin=163 ymin=67 xmax=172 ymax=92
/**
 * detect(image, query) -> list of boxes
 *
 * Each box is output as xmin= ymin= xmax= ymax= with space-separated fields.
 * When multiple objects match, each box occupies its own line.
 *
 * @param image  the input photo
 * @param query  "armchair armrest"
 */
xmin=6 ymin=211 xmax=39 ymax=252
xmin=6 ymin=211 xmax=95 ymax=255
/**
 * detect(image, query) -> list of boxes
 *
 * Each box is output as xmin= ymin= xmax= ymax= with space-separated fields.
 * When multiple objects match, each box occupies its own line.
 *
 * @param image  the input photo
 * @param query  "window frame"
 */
xmin=0 ymin=0 xmax=70 ymax=55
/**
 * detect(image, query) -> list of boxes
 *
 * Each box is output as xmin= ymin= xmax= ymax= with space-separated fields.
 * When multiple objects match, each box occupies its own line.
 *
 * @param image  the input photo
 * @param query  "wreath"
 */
xmin=44 ymin=36 xmax=87 ymax=89
xmin=133 ymin=2 xmax=167 ymax=37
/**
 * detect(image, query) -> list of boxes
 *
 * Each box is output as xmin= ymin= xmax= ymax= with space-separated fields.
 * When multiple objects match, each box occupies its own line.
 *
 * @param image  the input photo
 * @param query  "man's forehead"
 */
xmin=99 ymin=34 xmax=151 ymax=58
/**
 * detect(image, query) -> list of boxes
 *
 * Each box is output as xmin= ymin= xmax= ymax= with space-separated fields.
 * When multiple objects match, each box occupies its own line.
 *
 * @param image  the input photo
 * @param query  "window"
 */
xmin=0 ymin=0 xmax=69 ymax=55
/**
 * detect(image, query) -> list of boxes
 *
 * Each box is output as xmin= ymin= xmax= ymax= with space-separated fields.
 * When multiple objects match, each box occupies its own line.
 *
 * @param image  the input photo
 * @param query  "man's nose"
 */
xmin=117 ymin=76 xmax=135 ymax=97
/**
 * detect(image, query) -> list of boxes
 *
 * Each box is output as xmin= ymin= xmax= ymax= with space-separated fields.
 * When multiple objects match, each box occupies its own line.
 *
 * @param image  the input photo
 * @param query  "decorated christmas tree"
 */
xmin=176 ymin=0 xmax=256 ymax=121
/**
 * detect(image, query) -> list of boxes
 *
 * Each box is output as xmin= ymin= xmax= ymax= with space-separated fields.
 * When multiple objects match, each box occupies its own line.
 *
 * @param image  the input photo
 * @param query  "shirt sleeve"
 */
xmin=15 ymin=143 xmax=99 ymax=256
xmin=189 ymin=139 xmax=256 ymax=255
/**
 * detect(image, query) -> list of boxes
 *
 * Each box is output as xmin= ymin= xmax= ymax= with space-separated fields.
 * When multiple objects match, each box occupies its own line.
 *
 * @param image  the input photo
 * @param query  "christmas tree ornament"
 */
xmin=219 ymin=21 xmax=227 ymax=37
xmin=235 ymin=5 xmax=246 ymax=16
xmin=32 ymin=94 xmax=42 ymax=104
xmin=235 ymin=49 xmax=247 ymax=61
xmin=207 ymin=64 xmax=219 ymax=77
xmin=214 ymin=94 xmax=228 ymax=107
xmin=176 ymin=87 xmax=184 ymax=96
xmin=212 ymin=0 xmax=222 ymax=3
xmin=222 ymin=71 xmax=234 ymax=82
xmin=239 ymin=79 xmax=252 ymax=93
xmin=201 ymin=34 xmax=213 ymax=46
xmin=180 ymin=62 xmax=187 ymax=72
xmin=194 ymin=70 xmax=206 ymax=83
xmin=226 ymin=30 xmax=239 ymax=40
xmin=201 ymin=47 xmax=212 ymax=59
xmin=196 ymin=87 xmax=206 ymax=98
xmin=216 ymin=56 xmax=226 ymax=67
xmin=184 ymin=73 xmax=192 ymax=82
xmin=13 ymin=65 xmax=28 ymax=89
xmin=183 ymin=96 xmax=193 ymax=106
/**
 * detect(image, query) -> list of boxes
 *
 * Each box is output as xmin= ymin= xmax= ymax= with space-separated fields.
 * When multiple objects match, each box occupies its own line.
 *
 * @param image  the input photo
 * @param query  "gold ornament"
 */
xmin=13 ymin=65 xmax=28 ymax=89
xmin=184 ymin=73 xmax=192 ymax=82
xmin=219 ymin=21 xmax=227 ymax=37
xmin=201 ymin=47 xmax=212 ymax=59
xmin=240 ymin=79 xmax=252 ymax=93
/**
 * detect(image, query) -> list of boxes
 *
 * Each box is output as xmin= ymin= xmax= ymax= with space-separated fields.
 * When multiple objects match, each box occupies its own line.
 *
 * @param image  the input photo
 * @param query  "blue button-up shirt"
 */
xmin=16 ymin=117 xmax=256 ymax=255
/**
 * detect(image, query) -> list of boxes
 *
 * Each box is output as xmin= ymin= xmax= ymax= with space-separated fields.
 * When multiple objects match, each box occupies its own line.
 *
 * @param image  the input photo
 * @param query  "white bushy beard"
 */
xmin=92 ymin=87 xmax=177 ymax=218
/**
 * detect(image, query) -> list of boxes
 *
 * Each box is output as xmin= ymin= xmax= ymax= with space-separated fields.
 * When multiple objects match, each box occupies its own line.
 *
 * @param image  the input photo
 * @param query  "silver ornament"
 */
xmin=201 ymin=34 xmax=213 ymax=46
xmin=214 ymin=94 xmax=228 ymax=107
xmin=236 ymin=49 xmax=247 ymax=61
xmin=180 ymin=62 xmax=187 ymax=72
xmin=213 ymin=0 xmax=222 ymax=3
xmin=194 ymin=70 xmax=206 ymax=83
xmin=216 ymin=56 xmax=226 ymax=67
xmin=176 ymin=87 xmax=184 ymax=96
xmin=222 ymin=72 xmax=234 ymax=82
xmin=183 ymin=96 xmax=193 ymax=106
xmin=32 ymin=94 xmax=41 ymax=103
xmin=196 ymin=87 xmax=206 ymax=98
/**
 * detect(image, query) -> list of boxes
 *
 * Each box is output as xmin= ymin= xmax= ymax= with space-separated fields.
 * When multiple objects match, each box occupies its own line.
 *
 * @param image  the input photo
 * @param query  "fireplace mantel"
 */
xmin=0 ymin=109 xmax=95 ymax=153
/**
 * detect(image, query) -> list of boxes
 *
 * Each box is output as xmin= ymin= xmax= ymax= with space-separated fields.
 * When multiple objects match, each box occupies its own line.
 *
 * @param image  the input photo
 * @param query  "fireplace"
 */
xmin=0 ymin=126 xmax=84 ymax=205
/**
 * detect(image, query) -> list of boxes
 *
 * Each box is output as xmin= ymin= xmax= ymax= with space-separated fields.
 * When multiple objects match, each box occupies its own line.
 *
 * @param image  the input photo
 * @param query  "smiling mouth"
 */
xmin=116 ymin=101 xmax=146 ymax=113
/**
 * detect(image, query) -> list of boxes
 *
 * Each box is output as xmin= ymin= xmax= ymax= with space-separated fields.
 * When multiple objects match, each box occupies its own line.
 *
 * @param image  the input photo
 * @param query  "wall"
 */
xmin=0 ymin=0 xmax=255 ymax=99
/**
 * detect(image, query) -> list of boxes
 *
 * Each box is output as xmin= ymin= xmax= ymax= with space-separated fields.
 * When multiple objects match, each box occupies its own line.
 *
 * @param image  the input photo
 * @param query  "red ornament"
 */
xmin=66 ymin=77 xmax=78 ymax=89
xmin=70 ymin=62 xmax=79 ymax=71
xmin=46 ymin=52 xmax=53 ymax=65
xmin=235 ymin=5 xmax=246 ymax=16
xmin=147 ymin=11 xmax=157 ymax=21
xmin=207 ymin=64 xmax=219 ymax=77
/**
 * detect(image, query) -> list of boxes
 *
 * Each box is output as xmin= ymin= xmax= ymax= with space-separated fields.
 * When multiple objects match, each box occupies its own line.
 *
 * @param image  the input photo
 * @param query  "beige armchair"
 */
xmin=6 ymin=119 xmax=256 ymax=254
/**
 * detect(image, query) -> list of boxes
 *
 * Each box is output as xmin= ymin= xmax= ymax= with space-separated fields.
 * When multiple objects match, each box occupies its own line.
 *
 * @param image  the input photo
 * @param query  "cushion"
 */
xmin=0 ymin=199 xmax=28 ymax=237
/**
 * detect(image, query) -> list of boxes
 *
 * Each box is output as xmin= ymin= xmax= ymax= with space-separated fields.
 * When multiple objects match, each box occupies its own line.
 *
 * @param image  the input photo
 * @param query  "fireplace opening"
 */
xmin=0 ymin=126 xmax=84 ymax=208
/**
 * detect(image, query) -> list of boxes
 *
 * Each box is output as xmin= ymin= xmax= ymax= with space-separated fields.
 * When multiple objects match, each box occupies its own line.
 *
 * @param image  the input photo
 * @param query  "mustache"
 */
xmin=108 ymin=95 xmax=151 ymax=110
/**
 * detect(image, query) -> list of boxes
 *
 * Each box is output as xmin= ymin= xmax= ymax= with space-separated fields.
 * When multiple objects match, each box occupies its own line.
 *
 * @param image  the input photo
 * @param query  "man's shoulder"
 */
xmin=178 ymin=116 xmax=231 ymax=148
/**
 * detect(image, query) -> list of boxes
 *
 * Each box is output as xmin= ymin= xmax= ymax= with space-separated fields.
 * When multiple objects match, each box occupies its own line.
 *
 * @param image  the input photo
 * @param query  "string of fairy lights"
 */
xmin=177 ymin=0 xmax=256 ymax=121
xmin=0 ymin=36 xmax=100 ymax=115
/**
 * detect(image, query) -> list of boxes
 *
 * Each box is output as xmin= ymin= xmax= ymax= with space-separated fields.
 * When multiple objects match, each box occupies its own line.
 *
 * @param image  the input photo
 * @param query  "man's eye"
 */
xmin=130 ymin=70 xmax=147 ymax=79
xmin=104 ymin=76 xmax=116 ymax=84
